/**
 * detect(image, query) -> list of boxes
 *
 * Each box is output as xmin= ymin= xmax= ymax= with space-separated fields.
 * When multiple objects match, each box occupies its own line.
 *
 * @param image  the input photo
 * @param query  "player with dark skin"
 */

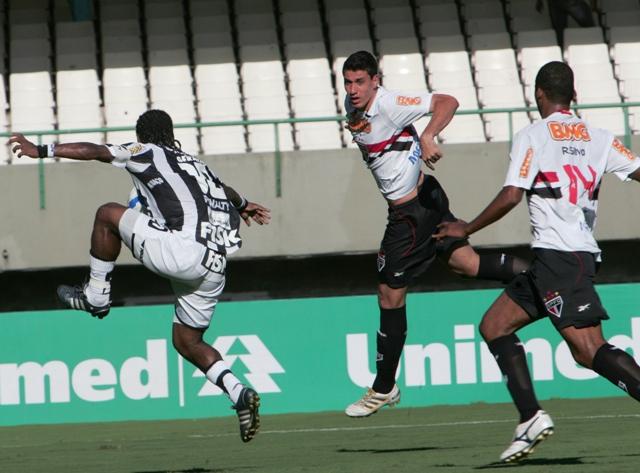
xmin=434 ymin=83 xmax=640 ymax=374
xmin=434 ymin=61 xmax=640 ymax=463
xmin=10 ymin=112 xmax=270 ymax=442
xmin=9 ymin=135 xmax=270 ymax=374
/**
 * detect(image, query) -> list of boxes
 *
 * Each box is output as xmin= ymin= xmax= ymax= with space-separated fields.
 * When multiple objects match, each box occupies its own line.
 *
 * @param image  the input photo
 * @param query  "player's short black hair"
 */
xmin=136 ymin=109 xmax=182 ymax=149
xmin=343 ymin=50 xmax=379 ymax=78
xmin=535 ymin=61 xmax=574 ymax=105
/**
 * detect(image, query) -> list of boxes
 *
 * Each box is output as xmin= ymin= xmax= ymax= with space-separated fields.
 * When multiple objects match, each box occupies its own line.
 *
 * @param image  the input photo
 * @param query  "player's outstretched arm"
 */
xmin=433 ymin=185 xmax=524 ymax=239
xmin=9 ymin=133 xmax=113 ymax=163
xmin=222 ymin=183 xmax=271 ymax=227
xmin=420 ymin=94 xmax=459 ymax=170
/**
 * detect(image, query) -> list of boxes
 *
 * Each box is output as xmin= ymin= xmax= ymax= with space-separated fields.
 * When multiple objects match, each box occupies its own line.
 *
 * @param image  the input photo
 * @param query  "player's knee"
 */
xmin=377 ymin=288 xmax=406 ymax=309
xmin=171 ymin=325 xmax=202 ymax=360
xmin=95 ymin=202 xmax=127 ymax=229
xmin=479 ymin=315 xmax=514 ymax=342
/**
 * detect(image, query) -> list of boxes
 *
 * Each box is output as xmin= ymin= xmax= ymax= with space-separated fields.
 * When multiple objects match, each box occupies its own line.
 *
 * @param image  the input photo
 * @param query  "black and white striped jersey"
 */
xmin=107 ymin=142 xmax=242 ymax=255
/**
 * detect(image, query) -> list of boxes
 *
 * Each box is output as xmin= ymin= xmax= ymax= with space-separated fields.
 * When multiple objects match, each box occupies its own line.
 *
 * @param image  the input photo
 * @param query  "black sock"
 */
xmin=488 ymin=334 xmax=541 ymax=422
xmin=372 ymin=306 xmax=407 ymax=394
xmin=592 ymin=343 xmax=640 ymax=401
xmin=477 ymin=253 xmax=529 ymax=283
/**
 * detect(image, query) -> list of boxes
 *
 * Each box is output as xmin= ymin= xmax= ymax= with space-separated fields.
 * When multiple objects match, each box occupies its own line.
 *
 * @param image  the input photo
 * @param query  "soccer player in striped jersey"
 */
xmin=435 ymin=61 xmax=640 ymax=463
xmin=9 ymin=109 xmax=270 ymax=443
xmin=341 ymin=51 xmax=529 ymax=418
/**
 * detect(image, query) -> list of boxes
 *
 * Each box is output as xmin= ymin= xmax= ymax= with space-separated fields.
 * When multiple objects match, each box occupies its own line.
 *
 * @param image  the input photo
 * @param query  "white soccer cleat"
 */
xmin=345 ymin=384 xmax=401 ymax=417
xmin=500 ymin=410 xmax=554 ymax=463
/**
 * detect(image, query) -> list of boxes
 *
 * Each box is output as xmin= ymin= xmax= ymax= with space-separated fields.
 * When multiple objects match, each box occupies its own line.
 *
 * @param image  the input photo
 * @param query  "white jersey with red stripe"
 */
xmin=505 ymin=110 xmax=640 ymax=256
xmin=345 ymin=86 xmax=433 ymax=200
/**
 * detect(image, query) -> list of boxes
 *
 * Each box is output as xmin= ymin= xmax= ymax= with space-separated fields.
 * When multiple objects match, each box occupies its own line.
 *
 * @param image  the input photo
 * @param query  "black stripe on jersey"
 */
xmin=527 ymin=187 xmax=562 ymax=199
xmin=136 ymin=163 xmax=184 ymax=230
xmin=386 ymin=141 xmax=414 ymax=153
xmin=164 ymin=147 xmax=211 ymax=243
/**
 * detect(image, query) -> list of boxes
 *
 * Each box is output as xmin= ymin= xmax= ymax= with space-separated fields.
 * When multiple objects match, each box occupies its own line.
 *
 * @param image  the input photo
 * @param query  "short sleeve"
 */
xmin=605 ymin=137 xmax=640 ymax=181
xmin=503 ymin=130 xmax=539 ymax=189
xmin=382 ymin=91 xmax=433 ymax=129
xmin=106 ymin=142 xmax=150 ymax=169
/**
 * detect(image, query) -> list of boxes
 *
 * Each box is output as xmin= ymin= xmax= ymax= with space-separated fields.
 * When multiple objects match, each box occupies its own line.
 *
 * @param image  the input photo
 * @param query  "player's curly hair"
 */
xmin=535 ymin=61 xmax=574 ymax=105
xmin=343 ymin=50 xmax=379 ymax=78
xmin=135 ymin=109 xmax=182 ymax=149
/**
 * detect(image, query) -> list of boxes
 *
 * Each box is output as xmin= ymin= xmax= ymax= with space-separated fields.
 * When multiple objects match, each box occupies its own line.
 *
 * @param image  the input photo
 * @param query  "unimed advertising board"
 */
xmin=1 ymin=284 xmax=639 ymax=426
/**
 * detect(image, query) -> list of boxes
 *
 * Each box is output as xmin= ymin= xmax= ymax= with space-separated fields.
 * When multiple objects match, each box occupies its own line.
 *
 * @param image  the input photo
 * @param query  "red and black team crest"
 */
xmin=377 ymin=250 xmax=386 ymax=272
xmin=346 ymin=110 xmax=371 ymax=136
xmin=544 ymin=291 xmax=563 ymax=318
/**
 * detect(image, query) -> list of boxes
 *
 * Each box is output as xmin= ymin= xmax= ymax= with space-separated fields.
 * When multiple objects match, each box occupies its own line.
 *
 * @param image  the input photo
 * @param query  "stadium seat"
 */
xmin=104 ymin=102 xmax=148 ymax=126
xmin=440 ymin=115 xmax=486 ymax=143
xmin=143 ymin=0 xmax=184 ymax=19
xmin=598 ymin=0 xmax=639 ymax=13
xmin=189 ymin=0 xmax=229 ymax=17
xmin=462 ymin=0 xmax=504 ymax=19
xmin=602 ymin=10 xmax=640 ymax=28
xmin=609 ymin=26 xmax=640 ymax=66
xmin=201 ymin=127 xmax=247 ymax=154
xmin=465 ymin=18 xmax=508 ymax=35
xmin=198 ymin=95 xmax=242 ymax=118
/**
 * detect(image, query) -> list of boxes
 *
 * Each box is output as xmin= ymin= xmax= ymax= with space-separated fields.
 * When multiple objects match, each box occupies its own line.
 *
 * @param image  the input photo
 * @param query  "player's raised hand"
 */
xmin=8 ymin=133 xmax=38 ymax=159
xmin=240 ymin=202 xmax=271 ymax=226
xmin=420 ymin=134 xmax=443 ymax=170
xmin=433 ymin=219 xmax=468 ymax=240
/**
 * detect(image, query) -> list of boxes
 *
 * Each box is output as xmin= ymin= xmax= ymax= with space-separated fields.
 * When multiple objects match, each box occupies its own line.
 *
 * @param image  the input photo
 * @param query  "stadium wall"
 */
xmin=2 ymin=138 xmax=640 ymax=271
xmin=1 ymin=284 xmax=639 ymax=426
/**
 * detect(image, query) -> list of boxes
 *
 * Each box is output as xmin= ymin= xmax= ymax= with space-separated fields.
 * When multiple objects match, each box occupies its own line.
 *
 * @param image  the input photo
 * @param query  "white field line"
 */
xmin=1 ymin=413 xmax=638 ymax=448
xmin=186 ymin=413 xmax=640 ymax=439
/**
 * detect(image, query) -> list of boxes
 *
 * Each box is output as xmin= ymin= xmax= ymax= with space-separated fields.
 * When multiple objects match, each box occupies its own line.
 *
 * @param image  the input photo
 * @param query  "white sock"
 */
xmin=85 ymin=255 xmax=114 ymax=307
xmin=206 ymin=360 xmax=244 ymax=404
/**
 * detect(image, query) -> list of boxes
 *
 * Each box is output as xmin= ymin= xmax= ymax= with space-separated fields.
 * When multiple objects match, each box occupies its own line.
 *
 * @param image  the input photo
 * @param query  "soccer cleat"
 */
xmin=500 ymin=410 xmax=554 ymax=463
xmin=233 ymin=387 xmax=260 ymax=443
xmin=57 ymin=284 xmax=111 ymax=319
xmin=345 ymin=384 xmax=401 ymax=417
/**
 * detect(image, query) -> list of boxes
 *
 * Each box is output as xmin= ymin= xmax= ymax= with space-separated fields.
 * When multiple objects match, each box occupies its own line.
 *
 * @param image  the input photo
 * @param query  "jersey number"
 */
xmin=178 ymin=160 xmax=216 ymax=197
xmin=562 ymin=164 xmax=597 ymax=204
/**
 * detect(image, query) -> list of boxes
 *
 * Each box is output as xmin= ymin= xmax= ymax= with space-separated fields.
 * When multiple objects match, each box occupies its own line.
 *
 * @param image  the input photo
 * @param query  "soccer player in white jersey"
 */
xmin=9 ymin=110 xmax=271 ymax=443
xmin=342 ymin=51 xmax=529 ymax=417
xmin=435 ymin=61 xmax=640 ymax=463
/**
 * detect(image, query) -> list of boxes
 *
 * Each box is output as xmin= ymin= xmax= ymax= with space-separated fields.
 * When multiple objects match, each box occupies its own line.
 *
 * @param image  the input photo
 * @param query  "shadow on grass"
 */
xmin=133 ymin=468 xmax=253 ymax=473
xmin=474 ymin=457 xmax=587 ymax=469
xmin=337 ymin=446 xmax=453 ymax=454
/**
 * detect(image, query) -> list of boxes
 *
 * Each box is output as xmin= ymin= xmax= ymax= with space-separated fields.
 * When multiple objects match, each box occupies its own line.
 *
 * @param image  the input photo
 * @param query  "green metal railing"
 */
xmin=3 ymin=101 xmax=638 ymax=209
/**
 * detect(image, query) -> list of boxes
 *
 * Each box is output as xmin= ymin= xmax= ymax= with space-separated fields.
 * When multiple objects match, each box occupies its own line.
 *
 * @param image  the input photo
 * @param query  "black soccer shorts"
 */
xmin=506 ymin=248 xmax=609 ymax=330
xmin=377 ymin=175 xmax=468 ymax=289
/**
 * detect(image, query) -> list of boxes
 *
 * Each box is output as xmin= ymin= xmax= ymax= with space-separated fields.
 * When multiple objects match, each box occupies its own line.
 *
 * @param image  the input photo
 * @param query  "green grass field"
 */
xmin=1 ymin=397 xmax=639 ymax=473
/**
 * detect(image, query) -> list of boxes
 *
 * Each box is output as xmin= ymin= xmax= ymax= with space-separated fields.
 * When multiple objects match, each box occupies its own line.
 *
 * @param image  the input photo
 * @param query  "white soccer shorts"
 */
xmin=119 ymin=209 xmax=225 ymax=329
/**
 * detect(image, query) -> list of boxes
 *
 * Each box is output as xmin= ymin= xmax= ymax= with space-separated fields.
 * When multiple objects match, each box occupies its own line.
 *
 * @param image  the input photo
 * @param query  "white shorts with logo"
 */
xmin=118 ymin=209 xmax=225 ymax=329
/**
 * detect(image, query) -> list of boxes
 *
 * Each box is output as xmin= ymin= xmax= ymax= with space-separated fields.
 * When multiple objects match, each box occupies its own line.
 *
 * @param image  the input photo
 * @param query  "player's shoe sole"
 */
xmin=234 ymin=387 xmax=260 ymax=443
xmin=500 ymin=410 xmax=555 ymax=463
xmin=345 ymin=384 xmax=401 ymax=417
xmin=57 ymin=284 xmax=111 ymax=319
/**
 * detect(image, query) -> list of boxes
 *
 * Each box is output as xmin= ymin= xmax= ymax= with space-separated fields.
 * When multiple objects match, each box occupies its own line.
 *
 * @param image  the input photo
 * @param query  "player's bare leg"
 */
xmin=173 ymin=323 xmax=260 ymax=442
xmin=446 ymin=243 xmax=479 ymax=277
xmin=345 ymin=283 xmax=405 ymax=417
xmin=481 ymin=292 xmax=554 ymax=463
xmin=57 ymin=203 xmax=128 ymax=318
xmin=562 ymin=324 xmax=640 ymax=401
